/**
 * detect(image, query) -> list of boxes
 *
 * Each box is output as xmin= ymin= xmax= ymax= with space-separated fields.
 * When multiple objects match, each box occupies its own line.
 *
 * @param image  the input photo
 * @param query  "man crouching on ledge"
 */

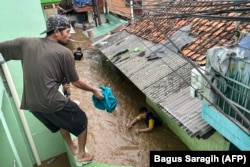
xmin=0 ymin=15 xmax=104 ymax=163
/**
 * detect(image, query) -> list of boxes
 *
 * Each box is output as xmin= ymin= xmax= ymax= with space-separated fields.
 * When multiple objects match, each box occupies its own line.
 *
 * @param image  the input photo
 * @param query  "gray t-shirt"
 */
xmin=0 ymin=37 xmax=79 ymax=113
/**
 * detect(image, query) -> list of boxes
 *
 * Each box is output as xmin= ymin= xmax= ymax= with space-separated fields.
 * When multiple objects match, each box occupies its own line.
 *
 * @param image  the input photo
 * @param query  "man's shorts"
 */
xmin=31 ymin=100 xmax=87 ymax=136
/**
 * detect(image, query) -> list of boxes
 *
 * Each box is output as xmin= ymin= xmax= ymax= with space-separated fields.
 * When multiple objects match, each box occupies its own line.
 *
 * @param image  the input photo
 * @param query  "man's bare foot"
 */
xmin=76 ymin=152 xmax=94 ymax=162
xmin=70 ymin=138 xmax=78 ymax=155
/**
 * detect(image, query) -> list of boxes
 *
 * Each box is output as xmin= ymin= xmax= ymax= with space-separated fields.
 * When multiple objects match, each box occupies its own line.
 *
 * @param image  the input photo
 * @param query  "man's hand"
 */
xmin=63 ymin=83 xmax=70 ymax=91
xmin=126 ymin=123 xmax=132 ymax=129
xmin=93 ymin=88 xmax=104 ymax=99
xmin=135 ymin=128 xmax=141 ymax=134
xmin=62 ymin=83 xmax=71 ymax=97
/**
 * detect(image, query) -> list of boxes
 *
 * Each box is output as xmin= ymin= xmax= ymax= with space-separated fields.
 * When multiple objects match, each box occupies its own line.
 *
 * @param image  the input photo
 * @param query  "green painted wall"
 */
xmin=0 ymin=0 xmax=66 ymax=166
xmin=0 ymin=1 xmax=46 ymax=41
xmin=0 ymin=82 xmax=33 ymax=167
xmin=7 ymin=61 xmax=66 ymax=161
xmin=146 ymin=97 xmax=230 ymax=150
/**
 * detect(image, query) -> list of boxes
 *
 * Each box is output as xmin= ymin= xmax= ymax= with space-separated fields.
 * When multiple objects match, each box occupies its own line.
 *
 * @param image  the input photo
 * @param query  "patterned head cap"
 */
xmin=40 ymin=15 xmax=70 ymax=34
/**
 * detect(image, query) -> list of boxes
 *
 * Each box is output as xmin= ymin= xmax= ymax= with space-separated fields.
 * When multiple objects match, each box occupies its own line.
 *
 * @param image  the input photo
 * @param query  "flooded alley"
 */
xmin=67 ymin=29 xmax=189 ymax=167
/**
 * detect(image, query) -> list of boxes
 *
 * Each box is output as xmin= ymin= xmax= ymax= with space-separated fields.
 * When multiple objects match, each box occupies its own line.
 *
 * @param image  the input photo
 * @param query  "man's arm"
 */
xmin=71 ymin=79 xmax=103 ymax=99
xmin=58 ymin=5 xmax=66 ymax=13
xmin=135 ymin=127 xmax=153 ymax=133
xmin=126 ymin=115 xmax=141 ymax=129
xmin=135 ymin=119 xmax=155 ymax=134
xmin=0 ymin=38 xmax=23 ymax=61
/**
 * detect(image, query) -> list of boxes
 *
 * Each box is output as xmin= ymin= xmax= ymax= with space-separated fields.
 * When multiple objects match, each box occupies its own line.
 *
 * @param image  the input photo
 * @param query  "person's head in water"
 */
xmin=77 ymin=47 xmax=82 ymax=52
xmin=139 ymin=107 xmax=149 ymax=119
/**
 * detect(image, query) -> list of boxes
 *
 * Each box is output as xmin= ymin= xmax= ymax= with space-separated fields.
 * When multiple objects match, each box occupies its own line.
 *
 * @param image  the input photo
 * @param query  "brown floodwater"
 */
xmin=67 ymin=29 xmax=189 ymax=167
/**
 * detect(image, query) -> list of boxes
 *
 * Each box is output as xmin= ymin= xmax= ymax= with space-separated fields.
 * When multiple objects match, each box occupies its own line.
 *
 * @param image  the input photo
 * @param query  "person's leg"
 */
xmin=58 ymin=100 xmax=93 ymax=162
xmin=33 ymin=100 xmax=93 ymax=162
xmin=60 ymin=129 xmax=78 ymax=155
xmin=32 ymin=110 xmax=79 ymax=156
xmin=76 ymin=127 xmax=93 ymax=161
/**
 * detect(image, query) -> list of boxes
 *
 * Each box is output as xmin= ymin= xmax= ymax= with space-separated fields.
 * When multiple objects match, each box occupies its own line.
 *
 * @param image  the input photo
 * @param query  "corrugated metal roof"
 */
xmin=92 ymin=0 xmax=250 ymax=138
xmin=95 ymin=1 xmax=250 ymax=138
xmin=98 ymin=27 xmax=212 ymax=138
xmin=159 ymin=87 xmax=212 ymax=138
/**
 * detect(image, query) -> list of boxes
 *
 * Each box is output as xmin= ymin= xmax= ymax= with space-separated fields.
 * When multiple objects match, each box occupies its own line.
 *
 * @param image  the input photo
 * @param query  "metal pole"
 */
xmin=95 ymin=0 xmax=102 ymax=25
xmin=92 ymin=0 xmax=98 ymax=26
xmin=130 ymin=0 xmax=134 ymax=22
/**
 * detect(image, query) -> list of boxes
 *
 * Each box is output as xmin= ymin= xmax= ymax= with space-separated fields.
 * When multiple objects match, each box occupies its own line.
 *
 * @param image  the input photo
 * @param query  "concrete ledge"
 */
xmin=65 ymin=135 xmax=131 ymax=167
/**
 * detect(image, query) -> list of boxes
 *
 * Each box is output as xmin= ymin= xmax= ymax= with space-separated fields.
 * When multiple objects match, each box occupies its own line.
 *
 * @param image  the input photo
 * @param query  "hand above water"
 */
xmin=93 ymin=88 xmax=104 ymax=99
xmin=135 ymin=128 xmax=141 ymax=134
xmin=126 ymin=123 xmax=132 ymax=129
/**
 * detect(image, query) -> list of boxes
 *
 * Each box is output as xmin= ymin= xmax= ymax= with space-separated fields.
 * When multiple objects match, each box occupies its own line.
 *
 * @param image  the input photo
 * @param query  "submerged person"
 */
xmin=0 ymin=15 xmax=103 ymax=163
xmin=74 ymin=47 xmax=83 ymax=60
xmin=126 ymin=107 xmax=162 ymax=134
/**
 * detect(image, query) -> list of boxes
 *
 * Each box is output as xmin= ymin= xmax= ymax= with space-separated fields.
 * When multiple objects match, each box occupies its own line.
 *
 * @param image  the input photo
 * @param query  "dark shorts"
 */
xmin=31 ymin=100 xmax=87 ymax=136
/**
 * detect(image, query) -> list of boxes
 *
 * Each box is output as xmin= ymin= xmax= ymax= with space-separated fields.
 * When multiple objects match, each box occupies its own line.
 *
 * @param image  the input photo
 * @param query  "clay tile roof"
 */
xmin=125 ymin=1 xmax=250 ymax=66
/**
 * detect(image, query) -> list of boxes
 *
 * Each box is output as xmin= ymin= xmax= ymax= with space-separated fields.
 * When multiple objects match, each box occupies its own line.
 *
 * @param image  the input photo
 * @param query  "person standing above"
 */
xmin=0 ymin=15 xmax=103 ymax=163
xmin=57 ymin=0 xmax=74 ymax=15
xmin=74 ymin=47 xmax=83 ymax=60
xmin=126 ymin=107 xmax=162 ymax=134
